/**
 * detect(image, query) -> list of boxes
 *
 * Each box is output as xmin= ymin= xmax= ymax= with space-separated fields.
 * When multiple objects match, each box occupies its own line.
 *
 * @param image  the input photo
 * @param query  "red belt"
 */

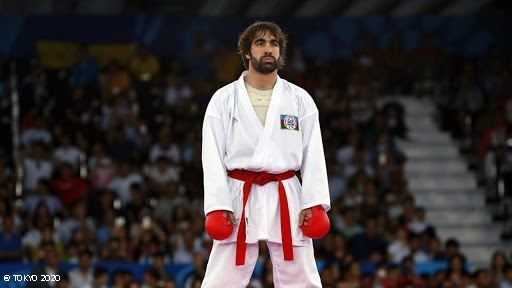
xmin=227 ymin=169 xmax=296 ymax=266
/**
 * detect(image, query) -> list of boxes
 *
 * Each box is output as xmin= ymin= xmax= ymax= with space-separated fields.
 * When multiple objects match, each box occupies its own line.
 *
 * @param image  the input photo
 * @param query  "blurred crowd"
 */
xmin=0 ymin=31 xmax=511 ymax=288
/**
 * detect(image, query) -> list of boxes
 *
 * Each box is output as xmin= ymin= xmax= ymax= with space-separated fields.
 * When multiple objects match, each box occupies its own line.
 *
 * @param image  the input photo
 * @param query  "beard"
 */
xmin=250 ymin=54 xmax=278 ymax=74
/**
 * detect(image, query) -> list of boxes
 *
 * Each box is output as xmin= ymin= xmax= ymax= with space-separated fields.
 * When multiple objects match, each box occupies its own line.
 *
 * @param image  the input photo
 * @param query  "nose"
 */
xmin=264 ymin=44 xmax=273 ymax=53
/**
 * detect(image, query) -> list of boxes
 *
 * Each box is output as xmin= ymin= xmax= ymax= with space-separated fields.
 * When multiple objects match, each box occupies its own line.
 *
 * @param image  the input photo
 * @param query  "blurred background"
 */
xmin=0 ymin=0 xmax=511 ymax=288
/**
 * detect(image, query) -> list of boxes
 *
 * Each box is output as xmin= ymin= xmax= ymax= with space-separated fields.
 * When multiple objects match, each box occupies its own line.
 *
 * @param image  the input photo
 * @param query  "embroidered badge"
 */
xmin=280 ymin=115 xmax=299 ymax=130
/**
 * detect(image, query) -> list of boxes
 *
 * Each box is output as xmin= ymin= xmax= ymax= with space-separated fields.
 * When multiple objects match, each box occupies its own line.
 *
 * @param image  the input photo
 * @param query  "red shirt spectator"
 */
xmin=51 ymin=163 xmax=88 ymax=205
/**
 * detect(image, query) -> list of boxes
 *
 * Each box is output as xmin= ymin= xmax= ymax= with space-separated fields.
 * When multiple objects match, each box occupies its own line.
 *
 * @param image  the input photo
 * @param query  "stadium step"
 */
xmin=435 ymin=226 xmax=503 ymax=245
xmin=427 ymin=210 xmax=491 ymax=226
xmin=403 ymin=159 xmax=468 ymax=175
xmin=397 ymin=96 xmax=504 ymax=269
xmin=415 ymin=193 xmax=486 ymax=209
xmin=407 ymin=176 xmax=477 ymax=191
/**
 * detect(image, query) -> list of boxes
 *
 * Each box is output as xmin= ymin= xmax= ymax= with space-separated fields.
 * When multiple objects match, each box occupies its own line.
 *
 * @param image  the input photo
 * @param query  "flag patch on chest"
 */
xmin=280 ymin=115 xmax=299 ymax=130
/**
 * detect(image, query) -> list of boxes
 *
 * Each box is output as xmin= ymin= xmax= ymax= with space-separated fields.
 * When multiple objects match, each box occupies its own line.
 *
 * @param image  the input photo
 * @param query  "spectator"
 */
xmin=28 ymin=242 xmax=63 ymax=288
xmin=21 ymin=116 xmax=52 ymax=149
xmin=408 ymin=234 xmax=430 ymax=264
xmin=408 ymin=206 xmax=432 ymax=235
xmin=149 ymin=126 xmax=181 ymax=164
xmin=387 ymin=226 xmax=410 ymax=265
xmin=112 ymin=269 xmax=135 ymax=288
xmin=23 ymin=179 xmax=62 ymax=217
xmin=337 ymin=260 xmax=361 ymax=288
xmin=0 ymin=213 xmax=22 ymax=261
xmin=490 ymin=250 xmax=510 ymax=284
xmin=163 ymin=74 xmax=193 ymax=108
xmin=338 ymin=207 xmax=363 ymax=240
xmin=23 ymin=142 xmax=53 ymax=191
xmin=446 ymin=254 xmax=468 ymax=287
xmin=351 ymin=217 xmax=388 ymax=261
xmin=53 ymin=134 xmax=82 ymax=168
xmin=445 ymin=238 xmax=466 ymax=260
xmin=100 ymin=60 xmax=131 ymax=100
xmin=107 ymin=161 xmax=143 ymax=206
xmin=88 ymin=143 xmax=116 ymax=190
xmin=51 ymin=163 xmax=88 ymax=206
xmin=501 ymin=265 xmax=512 ymax=288
xmin=148 ymin=156 xmax=180 ymax=189
xmin=129 ymin=44 xmax=160 ymax=83
xmin=142 ymin=267 xmax=161 ymax=288
xmin=152 ymin=251 xmax=172 ymax=283
xmin=92 ymin=267 xmax=109 ymax=288
xmin=153 ymin=181 xmax=186 ymax=223
xmin=183 ymin=252 xmax=206 ymax=288
xmin=69 ymin=45 xmax=100 ymax=88
xmin=427 ymin=236 xmax=446 ymax=261
xmin=473 ymin=268 xmax=497 ymax=288
xmin=68 ymin=249 xmax=94 ymax=288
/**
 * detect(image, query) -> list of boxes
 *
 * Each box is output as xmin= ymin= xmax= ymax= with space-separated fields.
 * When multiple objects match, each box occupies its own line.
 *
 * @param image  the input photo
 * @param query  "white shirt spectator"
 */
xmin=22 ymin=228 xmax=59 ymax=249
xmin=23 ymin=158 xmax=53 ymax=191
xmin=69 ymin=268 xmax=93 ymax=288
xmin=413 ymin=250 xmax=430 ymax=263
xmin=21 ymin=128 xmax=52 ymax=149
xmin=53 ymin=146 xmax=82 ymax=167
xmin=148 ymin=164 xmax=179 ymax=188
xmin=164 ymin=84 xmax=193 ymax=106
xmin=22 ymin=229 xmax=43 ymax=249
xmin=501 ymin=279 xmax=512 ymax=288
xmin=388 ymin=240 xmax=410 ymax=264
xmin=408 ymin=219 xmax=429 ymax=235
xmin=328 ymin=174 xmax=346 ymax=202
xmin=149 ymin=143 xmax=180 ymax=164
xmin=336 ymin=146 xmax=354 ymax=165
xmin=24 ymin=195 xmax=62 ymax=216
xmin=107 ymin=173 xmax=143 ymax=205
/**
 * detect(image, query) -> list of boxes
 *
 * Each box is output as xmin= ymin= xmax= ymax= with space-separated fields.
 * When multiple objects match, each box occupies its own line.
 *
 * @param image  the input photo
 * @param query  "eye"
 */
xmin=271 ymin=41 xmax=279 ymax=47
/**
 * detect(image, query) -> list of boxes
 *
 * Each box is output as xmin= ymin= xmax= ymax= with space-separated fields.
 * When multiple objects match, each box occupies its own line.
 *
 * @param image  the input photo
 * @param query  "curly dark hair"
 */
xmin=237 ymin=21 xmax=288 ymax=69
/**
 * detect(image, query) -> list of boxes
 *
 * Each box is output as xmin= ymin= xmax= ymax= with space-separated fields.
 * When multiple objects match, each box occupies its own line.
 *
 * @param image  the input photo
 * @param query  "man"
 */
xmin=68 ymin=249 xmax=94 ymax=288
xmin=28 ymin=242 xmax=63 ymax=288
xmin=201 ymin=21 xmax=330 ymax=287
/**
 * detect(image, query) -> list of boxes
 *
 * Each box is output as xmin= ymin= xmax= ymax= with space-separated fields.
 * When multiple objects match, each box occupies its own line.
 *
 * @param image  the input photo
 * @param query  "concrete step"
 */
xmin=427 ymin=210 xmax=491 ymax=226
xmin=405 ymin=160 xmax=468 ymax=174
xmin=409 ymin=177 xmax=477 ymax=191
xmin=412 ymin=187 xmax=482 ymax=195
xmin=461 ymin=245 xmax=510 ymax=268
xmin=415 ymin=193 xmax=486 ymax=208
xmin=406 ymin=170 xmax=473 ymax=178
xmin=436 ymin=226 xmax=502 ymax=244
xmin=408 ymin=132 xmax=454 ymax=144
xmin=399 ymin=97 xmax=503 ymax=271
xmin=399 ymin=144 xmax=460 ymax=159
xmin=401 ymin=100 xmax=436 ymax=115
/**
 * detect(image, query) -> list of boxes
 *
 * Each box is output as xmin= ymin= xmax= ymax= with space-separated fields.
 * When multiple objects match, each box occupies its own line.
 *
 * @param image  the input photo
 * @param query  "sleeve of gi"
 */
xmin=299 ymin=104 xmax=331 ymax=212
xmin=202 ymin=100 xmax=234 ymax=215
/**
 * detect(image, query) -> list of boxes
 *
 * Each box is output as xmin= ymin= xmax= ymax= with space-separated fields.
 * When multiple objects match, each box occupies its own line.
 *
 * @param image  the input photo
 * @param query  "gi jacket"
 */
xmin=202 ymin=71 xmax=330 ymax=246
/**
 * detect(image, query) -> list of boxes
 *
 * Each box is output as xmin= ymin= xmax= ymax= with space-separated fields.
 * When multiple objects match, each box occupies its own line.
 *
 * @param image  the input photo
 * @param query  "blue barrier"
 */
xmin=0 ymin=262 xmax=194 ymax=288
xmin=0 ymin=16 xmax=509 ymax=60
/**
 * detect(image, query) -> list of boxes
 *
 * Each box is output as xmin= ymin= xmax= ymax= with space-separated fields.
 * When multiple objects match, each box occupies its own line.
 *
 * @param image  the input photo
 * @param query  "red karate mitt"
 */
xmin=205 ymin=210 xmax=234 ymax=240
xmin=301 ymin=205 xmax=330 ymax=239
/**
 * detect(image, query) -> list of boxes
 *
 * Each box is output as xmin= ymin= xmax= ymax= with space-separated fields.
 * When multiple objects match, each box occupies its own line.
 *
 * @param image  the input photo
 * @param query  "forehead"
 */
xmin=252 ymin=31 xmax=277 ymax=42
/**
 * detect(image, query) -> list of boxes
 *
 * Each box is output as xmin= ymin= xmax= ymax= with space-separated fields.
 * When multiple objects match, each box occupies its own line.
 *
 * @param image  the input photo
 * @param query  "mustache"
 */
xmin=260 ymin=55 xmax=276 ymax=61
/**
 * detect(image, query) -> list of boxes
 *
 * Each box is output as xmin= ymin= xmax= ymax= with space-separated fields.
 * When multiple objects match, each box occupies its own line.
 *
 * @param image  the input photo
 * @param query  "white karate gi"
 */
xmin=201 ymin=71 xmax=330 ymax=287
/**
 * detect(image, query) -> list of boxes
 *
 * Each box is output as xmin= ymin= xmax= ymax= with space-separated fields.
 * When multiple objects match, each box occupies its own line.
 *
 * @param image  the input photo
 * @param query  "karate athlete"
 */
xmin=201 ymin=21 xmax=331 ymax=288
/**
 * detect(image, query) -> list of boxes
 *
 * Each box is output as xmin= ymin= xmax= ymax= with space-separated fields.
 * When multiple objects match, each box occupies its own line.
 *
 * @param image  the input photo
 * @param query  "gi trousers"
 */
xmin=201 ymin=240 xmax=322 ymax=288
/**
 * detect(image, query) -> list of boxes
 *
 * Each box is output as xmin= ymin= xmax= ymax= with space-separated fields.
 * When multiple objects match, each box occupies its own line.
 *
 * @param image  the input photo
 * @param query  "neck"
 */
xmin=244 ymin=68 xmax=277 ymax=90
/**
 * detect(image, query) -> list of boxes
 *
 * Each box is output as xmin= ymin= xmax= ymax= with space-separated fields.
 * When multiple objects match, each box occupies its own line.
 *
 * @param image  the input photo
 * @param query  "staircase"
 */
xmin=394 ymin=96 xmax=506 ymax=269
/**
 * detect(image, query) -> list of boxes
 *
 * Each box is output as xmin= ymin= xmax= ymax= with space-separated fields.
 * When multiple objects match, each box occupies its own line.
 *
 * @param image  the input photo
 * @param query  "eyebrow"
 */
xmin=254 ymin=38 xmax=279 ymax=44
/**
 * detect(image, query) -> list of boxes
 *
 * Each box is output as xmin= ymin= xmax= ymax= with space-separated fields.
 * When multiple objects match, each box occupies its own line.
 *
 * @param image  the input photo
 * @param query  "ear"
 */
xmin=245 ymin=53 xmax=251 ymax=60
